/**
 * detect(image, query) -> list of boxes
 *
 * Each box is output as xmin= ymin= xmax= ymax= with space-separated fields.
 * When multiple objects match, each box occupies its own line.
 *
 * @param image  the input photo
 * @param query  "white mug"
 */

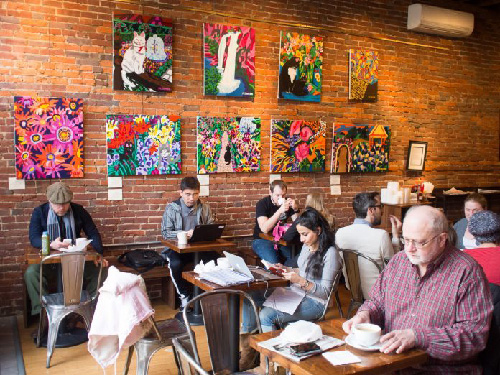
xmin=352 ymin=323 xmax=381 ymax=346
xmin=177 ymin=231 xmax=188 ymax=245
xmin=277 ymin=197 xmax=285 ymax=206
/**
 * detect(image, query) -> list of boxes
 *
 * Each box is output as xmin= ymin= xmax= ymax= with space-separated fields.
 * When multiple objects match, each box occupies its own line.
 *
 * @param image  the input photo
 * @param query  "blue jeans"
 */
xmin=252 ymin=239 xmax=292 ymax=264
xmin=241 ymin=289 xmax=325 ymax=333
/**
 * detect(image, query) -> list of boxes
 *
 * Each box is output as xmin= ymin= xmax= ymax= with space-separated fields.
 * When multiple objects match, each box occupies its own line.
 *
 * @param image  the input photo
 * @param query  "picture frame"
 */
xmin=407 ymin=141 xmax=428 ymax=171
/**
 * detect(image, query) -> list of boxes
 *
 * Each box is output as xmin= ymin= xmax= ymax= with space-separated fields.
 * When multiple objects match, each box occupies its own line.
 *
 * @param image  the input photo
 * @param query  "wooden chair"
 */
xmin=340 ymin=249 xmax=382 ymax=318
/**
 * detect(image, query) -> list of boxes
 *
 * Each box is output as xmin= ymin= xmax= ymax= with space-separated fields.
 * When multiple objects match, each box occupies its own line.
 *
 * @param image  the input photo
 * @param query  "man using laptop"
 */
xmin=252 ymin=180 xmax=299 ymax=264
xmin=161 ymin=176 xmax=218 ymax=309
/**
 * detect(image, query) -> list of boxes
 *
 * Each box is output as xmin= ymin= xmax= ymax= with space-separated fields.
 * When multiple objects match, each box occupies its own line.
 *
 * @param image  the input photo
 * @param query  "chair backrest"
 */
xmin=183 ymin=289 xmax=261 ymax=374
xmin=40 ymin=251 xmax=103 ymax=306
xmin=317 ymin=268 xmax=342 ymax=321
xmin=173 ymin=336 xmax=209 ymax=375
xmin=341 ymin=249 xmax=382 ymax=305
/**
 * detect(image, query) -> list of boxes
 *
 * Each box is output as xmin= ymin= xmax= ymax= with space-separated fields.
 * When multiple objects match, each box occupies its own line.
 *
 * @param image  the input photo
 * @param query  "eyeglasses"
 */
xmin=370 ymin=204 xmax=384 ymax=209
xmin=400 ymin=233 xmax=444 ymax=249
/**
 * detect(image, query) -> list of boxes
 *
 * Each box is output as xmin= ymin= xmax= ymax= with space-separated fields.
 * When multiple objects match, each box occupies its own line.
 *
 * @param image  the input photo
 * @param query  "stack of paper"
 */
xmin=199 ymin=269 xmax=253 ymax=286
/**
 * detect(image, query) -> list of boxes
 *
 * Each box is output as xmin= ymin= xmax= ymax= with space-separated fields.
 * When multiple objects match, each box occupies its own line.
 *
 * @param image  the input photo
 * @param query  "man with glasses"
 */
xmin=336 ymin=192 xmax=400 ymax=299
xmin=343 ymin=205 xmax=493 ymax=374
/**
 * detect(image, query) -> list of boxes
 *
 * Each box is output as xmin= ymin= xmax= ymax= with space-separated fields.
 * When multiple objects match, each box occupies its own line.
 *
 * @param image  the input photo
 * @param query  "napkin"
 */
xmin=323 ymin=351 xmax=361 ymax=365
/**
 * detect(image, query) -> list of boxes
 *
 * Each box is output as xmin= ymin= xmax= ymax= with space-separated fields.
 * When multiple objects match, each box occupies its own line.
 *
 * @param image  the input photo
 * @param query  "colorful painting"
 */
xmin=113 ymin=14 xmax=173 ymax=92
xmin=197 ymin=116 xmax=261 ymax=174
xmin=349 ymin=50 xmax=379 ymax=102
xmin=14 ymin=96 xmax=84 ymax=179
xmin=270 ymin=120 xmax=326 ymax=173
xmin=107 ymin=115 xmax=181 ymax=176
xmin=278 ymin=32 xmax=323 ymax=102
xmin=203 ymin=23 xmax=255 ymax=97
xmin=331 ymin=124 xmax=390 ymax=173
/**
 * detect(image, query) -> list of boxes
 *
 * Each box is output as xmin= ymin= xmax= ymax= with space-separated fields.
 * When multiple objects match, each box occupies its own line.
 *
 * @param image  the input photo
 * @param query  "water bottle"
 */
xmin=42 ymin=231 xmax=50 ymax=256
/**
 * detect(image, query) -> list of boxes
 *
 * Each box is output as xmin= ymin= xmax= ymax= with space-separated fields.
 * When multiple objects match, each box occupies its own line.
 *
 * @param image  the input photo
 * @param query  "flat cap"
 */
xmin=468 ymin=210 xmax=500 ymax=244
xmin=46 ymin=182 xmax=73 ymax=204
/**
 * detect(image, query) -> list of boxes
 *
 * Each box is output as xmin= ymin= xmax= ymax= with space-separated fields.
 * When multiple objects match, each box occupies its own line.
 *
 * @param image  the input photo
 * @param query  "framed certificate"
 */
xmin=407 ymin=141 xmax=428 ymax=171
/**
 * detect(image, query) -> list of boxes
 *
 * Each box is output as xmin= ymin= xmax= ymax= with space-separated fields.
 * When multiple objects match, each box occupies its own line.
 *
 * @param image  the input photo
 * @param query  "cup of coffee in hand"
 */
xmin=352 ymin=323 xmax=381 ymax=346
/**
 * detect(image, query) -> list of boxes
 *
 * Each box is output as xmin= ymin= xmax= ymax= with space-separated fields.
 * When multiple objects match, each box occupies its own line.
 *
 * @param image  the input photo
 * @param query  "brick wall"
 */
xmin=1 ymin=0 xmax=499 ymax=315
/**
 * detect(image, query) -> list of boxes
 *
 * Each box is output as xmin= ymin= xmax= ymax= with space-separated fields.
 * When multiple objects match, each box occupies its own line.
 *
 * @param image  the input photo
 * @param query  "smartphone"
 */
xmin=269 ymin=267 xmax=284 ymax=277
xmin=289 ymin=342 xmax=321 ymax=355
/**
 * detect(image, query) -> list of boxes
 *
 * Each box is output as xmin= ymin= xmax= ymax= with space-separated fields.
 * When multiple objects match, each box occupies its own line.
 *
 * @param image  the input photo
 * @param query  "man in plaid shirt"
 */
xmin=343 ymin=205 xmax=493 ymax=374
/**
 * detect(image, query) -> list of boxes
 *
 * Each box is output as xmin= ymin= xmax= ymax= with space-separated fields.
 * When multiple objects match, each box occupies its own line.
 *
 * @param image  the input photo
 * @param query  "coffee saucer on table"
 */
xmin=345 ymin=334 xmax=382 ymax=352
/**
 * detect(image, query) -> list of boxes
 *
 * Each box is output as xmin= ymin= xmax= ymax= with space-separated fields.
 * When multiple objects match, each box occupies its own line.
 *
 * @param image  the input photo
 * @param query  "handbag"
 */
xmin=118 ymin=249 xmax=165 ymax=274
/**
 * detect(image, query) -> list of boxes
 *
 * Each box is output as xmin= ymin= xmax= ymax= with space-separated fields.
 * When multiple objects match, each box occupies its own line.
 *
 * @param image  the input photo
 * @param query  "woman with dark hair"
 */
xmin=454 ymin=193 xmax=488 ymax=249
xmin=241 ymin=208 xmax=341 ymax=334
xmin=278 ymin=57 xmax=309 ymax=98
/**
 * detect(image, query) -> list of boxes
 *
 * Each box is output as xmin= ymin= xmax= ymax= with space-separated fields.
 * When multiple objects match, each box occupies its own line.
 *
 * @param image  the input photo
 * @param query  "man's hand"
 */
xmin=50 ymin=237 xmax=70 ymax=250
xmin=389 ymin=215 xmax=402 ymax=235
xmin=289 ymin=198 xmax=298 ymax=212
xmin=186 ymin=229 xmax=194 ymax=238
xmin=380 ymin=329 xmax=416 ymax=354
xmin=342 ymin=310 xmax=370 ymax=334
xmin=94 ymin=258 xmax=109 ymax=267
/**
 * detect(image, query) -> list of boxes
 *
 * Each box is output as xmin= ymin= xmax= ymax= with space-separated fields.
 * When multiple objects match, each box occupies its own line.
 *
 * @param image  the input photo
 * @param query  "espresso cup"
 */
xmin=352 ymin=323 xmax=381 ymax=346
xmin=177 ymin=231 xmax=188 ymax=245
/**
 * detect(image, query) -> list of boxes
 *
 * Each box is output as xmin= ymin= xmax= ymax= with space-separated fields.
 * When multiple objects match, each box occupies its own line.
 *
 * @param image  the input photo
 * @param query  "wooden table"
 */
xmin=25 ymin=248 xmax=101 ymax=264
xmin=249 ymin=319 xmax=427 ymax=375
xmin=259 ymin=232 xmax=298 ymax=258
xmin=182 ymin=270 xmax=288 ymax=372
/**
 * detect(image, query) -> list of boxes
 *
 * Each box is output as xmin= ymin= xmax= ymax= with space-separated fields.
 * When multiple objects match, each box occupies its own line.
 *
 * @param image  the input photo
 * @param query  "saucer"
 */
xmin=345 ymin=334 xmax=382 ymax=352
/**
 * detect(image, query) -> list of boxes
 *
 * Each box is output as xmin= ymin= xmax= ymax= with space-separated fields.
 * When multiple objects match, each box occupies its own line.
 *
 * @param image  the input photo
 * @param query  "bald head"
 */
xmin=404 ymin=205 xmax=448 ymax=235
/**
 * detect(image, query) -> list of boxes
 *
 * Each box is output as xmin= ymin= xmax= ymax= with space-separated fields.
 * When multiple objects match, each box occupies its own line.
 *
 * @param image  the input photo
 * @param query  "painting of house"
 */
xmin=203 ymin=23 xmax=255 ymax=98
xmin=349 ymin=50 xmax=379 ymax=102
xmin=113 ymin=14 xmax=173 ymax=92
xmin=271 ymin=119 xmax=326 ymax=172
xmin=14 ymin=96 xmax=84 ymax=179
xmin=107 ymin=114 xmax=181 ymax=176
xmin=331 ymin=123 xmax=390 ymax=173
xmin=197 ymin=116 xmax=261 ymax=174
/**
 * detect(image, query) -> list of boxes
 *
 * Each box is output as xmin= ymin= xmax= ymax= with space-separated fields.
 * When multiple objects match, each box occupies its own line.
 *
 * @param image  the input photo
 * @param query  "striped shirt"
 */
xmin=360 ymin=245 xmax=493 ymax=374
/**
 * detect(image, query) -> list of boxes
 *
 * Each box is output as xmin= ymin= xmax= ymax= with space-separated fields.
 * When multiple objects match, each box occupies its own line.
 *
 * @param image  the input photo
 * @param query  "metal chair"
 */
xmin=340 ymin=249 xmax=382 ymax=318
xmin=182 ymin=289 xmax=265 ymax=374
xmin=123 ymin=317 xmax=190 ymax=375
xmin=173 ymin=336 xmax=209 ymax=375
xmin=37 ymin=251 xmax=103 ymax=368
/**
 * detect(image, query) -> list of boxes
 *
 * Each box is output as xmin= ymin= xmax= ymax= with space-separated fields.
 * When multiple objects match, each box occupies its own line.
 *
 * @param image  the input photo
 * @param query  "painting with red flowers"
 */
xmin=14 ymin=96 xmax=84 ymax=179
xmin=203 ymin=23 xmax=255 ymax=97
xmin=270 ymin=119 xmax=326 ymax=172
xmin=107 ymin=114 xmax=181 ymax=176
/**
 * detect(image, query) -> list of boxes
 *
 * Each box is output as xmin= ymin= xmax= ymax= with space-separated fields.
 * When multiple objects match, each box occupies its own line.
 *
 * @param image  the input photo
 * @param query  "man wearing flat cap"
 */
xmin=24 ymin=182 xmax=105 ymax=316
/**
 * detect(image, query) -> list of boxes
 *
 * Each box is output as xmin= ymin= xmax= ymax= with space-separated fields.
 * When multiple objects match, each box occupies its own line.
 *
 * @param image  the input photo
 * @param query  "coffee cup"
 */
xmin=177 ymin=231 xmax=188 ymax=245
xmin=76 ymin=238 xmax=87 ymax=248
xmin=277 ymin=197 xmax=285 ymax=206
xmin=352 ymin=323 xmax=381 ymax=346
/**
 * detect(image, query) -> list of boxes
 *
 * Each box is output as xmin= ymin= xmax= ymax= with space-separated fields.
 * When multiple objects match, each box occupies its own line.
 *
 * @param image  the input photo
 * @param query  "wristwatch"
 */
xmin=302 ymin=279 xmax=310 ymax=289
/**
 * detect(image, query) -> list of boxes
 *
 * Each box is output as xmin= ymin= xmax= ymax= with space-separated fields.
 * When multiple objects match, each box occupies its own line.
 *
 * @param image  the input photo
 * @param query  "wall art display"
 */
xmin=113 ymin=14 xmax=173 ymax=92
xmin=270 ymin=120 xmax=326 ymax=173
xmin=203 ymin=23 xmax=255 ymax=98
xmin=349 ymin=50 xmax=379 ymax=102
xmin=278 ymin=32 xmax=323 ymax=102
xmin=107 ymin=115 xmax=181 ymax=176
xmin=14 ymin=96 xmax=84 ymax=179
xmin=197 ymin=116 xmax=261 ymax=174
xmin=331 ymin=124 xmax=390 ymax=173
xmin=407 ymin=141 xmax=427 ymax=171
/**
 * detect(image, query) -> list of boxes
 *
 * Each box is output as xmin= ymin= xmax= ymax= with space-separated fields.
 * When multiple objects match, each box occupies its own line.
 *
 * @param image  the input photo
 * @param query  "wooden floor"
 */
xmin=18 ymin=284 xmax=352 ymax=375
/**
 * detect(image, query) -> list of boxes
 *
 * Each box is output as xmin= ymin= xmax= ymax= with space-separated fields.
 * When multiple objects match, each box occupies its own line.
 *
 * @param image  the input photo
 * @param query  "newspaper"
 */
xmin=258 ymin=335 xmax=344 ymax=362
xmin=198 ymin=268 xmax=253 ymax=286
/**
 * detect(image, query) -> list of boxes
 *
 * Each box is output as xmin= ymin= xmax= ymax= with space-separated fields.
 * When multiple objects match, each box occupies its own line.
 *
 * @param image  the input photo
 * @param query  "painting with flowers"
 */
xmin=270 ymin=120 xmax=326 ymax=173
xmin=331 ymin=124 xmax=390 ymax=173
xmin=278 ymin=32 xmax=323 ymax=102
xmin=203 ymin=23 xmax=255 ymax=98
xmin=349 ymin=50 xmax=379 ymax=102
xmin=107 ymin=115 xmax=181 ymax=176
xmin=14 ymin=96 xmax=84 ymax=179
xmin=113 ymin=14 xmax=173 ymax=92
xmin=197 ymin=116 xmax=261 ymax=174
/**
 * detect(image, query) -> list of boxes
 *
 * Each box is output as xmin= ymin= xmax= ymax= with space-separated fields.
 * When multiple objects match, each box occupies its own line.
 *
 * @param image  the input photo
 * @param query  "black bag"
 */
xmin=118 ymin=249 xmax=165 ymax=274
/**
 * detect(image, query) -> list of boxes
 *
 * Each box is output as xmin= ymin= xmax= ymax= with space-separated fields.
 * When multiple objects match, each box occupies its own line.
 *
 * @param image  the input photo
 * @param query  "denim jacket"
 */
xmin=161 ymin=198 xmax=214 ymax=239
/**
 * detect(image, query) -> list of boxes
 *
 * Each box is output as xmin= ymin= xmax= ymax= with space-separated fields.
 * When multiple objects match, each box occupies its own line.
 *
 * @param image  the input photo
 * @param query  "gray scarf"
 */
xmin=47 ymin=205 xmax=76 ymax=243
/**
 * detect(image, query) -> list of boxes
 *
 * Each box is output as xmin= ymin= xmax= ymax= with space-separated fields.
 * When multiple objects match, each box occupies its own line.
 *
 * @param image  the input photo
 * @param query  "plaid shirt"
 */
xmin=359 ymin=245 xmax=493 ymax=374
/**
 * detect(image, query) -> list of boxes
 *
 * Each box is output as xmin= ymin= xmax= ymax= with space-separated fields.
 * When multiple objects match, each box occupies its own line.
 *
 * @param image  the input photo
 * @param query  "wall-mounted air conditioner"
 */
xmin=407 ymin=4 xmax=474 ymax=37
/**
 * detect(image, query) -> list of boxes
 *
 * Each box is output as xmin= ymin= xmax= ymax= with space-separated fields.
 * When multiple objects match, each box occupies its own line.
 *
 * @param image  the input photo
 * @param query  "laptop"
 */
xmin=189 ymin=223 xmax=226 ymax=243
xmin=223 ymin=251 xmax=273 ymax=281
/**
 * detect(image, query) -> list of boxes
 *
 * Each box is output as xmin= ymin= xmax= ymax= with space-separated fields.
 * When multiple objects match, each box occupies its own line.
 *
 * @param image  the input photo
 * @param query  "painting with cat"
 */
xmin=197 ymin=116 xmax=261 ymax=174
xmin=113 ymin=14 xmax=173 ymax=92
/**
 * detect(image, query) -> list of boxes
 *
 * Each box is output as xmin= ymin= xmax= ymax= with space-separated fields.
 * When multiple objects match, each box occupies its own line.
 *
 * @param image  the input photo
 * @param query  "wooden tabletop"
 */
xmin=182 ymin=270 xmax=288 ymax=292
xmin=25 ymin=248 xmax=101 ymax=264
xmin=259 ymin=232 xmax=288 ymax=246
xmin=249 ymin=319 xmax=427 ymax=375
xmin=161 ymin=238 xmax=236 ymax=254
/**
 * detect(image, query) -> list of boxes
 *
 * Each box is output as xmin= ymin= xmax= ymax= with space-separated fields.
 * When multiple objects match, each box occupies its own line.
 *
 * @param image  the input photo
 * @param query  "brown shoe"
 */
xmin=239 ymin=333 xmax=259 ymax=371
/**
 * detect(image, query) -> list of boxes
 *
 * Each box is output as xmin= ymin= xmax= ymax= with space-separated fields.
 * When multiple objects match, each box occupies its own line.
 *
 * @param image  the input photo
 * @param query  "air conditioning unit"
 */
xmin=407 ymin=4 xmax=474 ymax=37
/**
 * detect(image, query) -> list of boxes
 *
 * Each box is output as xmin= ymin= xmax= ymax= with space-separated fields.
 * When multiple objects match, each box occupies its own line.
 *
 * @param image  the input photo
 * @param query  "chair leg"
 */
xmin=334 ymin=291 xmax=344 ymax=319
xmin=123 ymin=346 xmax=134 ymax=375
xmin=347 ymin=301 xmax=354 ymax=319
xmin=46 ymin=312 xmax=66 ymax=368
xmin=36 ymin=308 xmax=46 ymax=348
